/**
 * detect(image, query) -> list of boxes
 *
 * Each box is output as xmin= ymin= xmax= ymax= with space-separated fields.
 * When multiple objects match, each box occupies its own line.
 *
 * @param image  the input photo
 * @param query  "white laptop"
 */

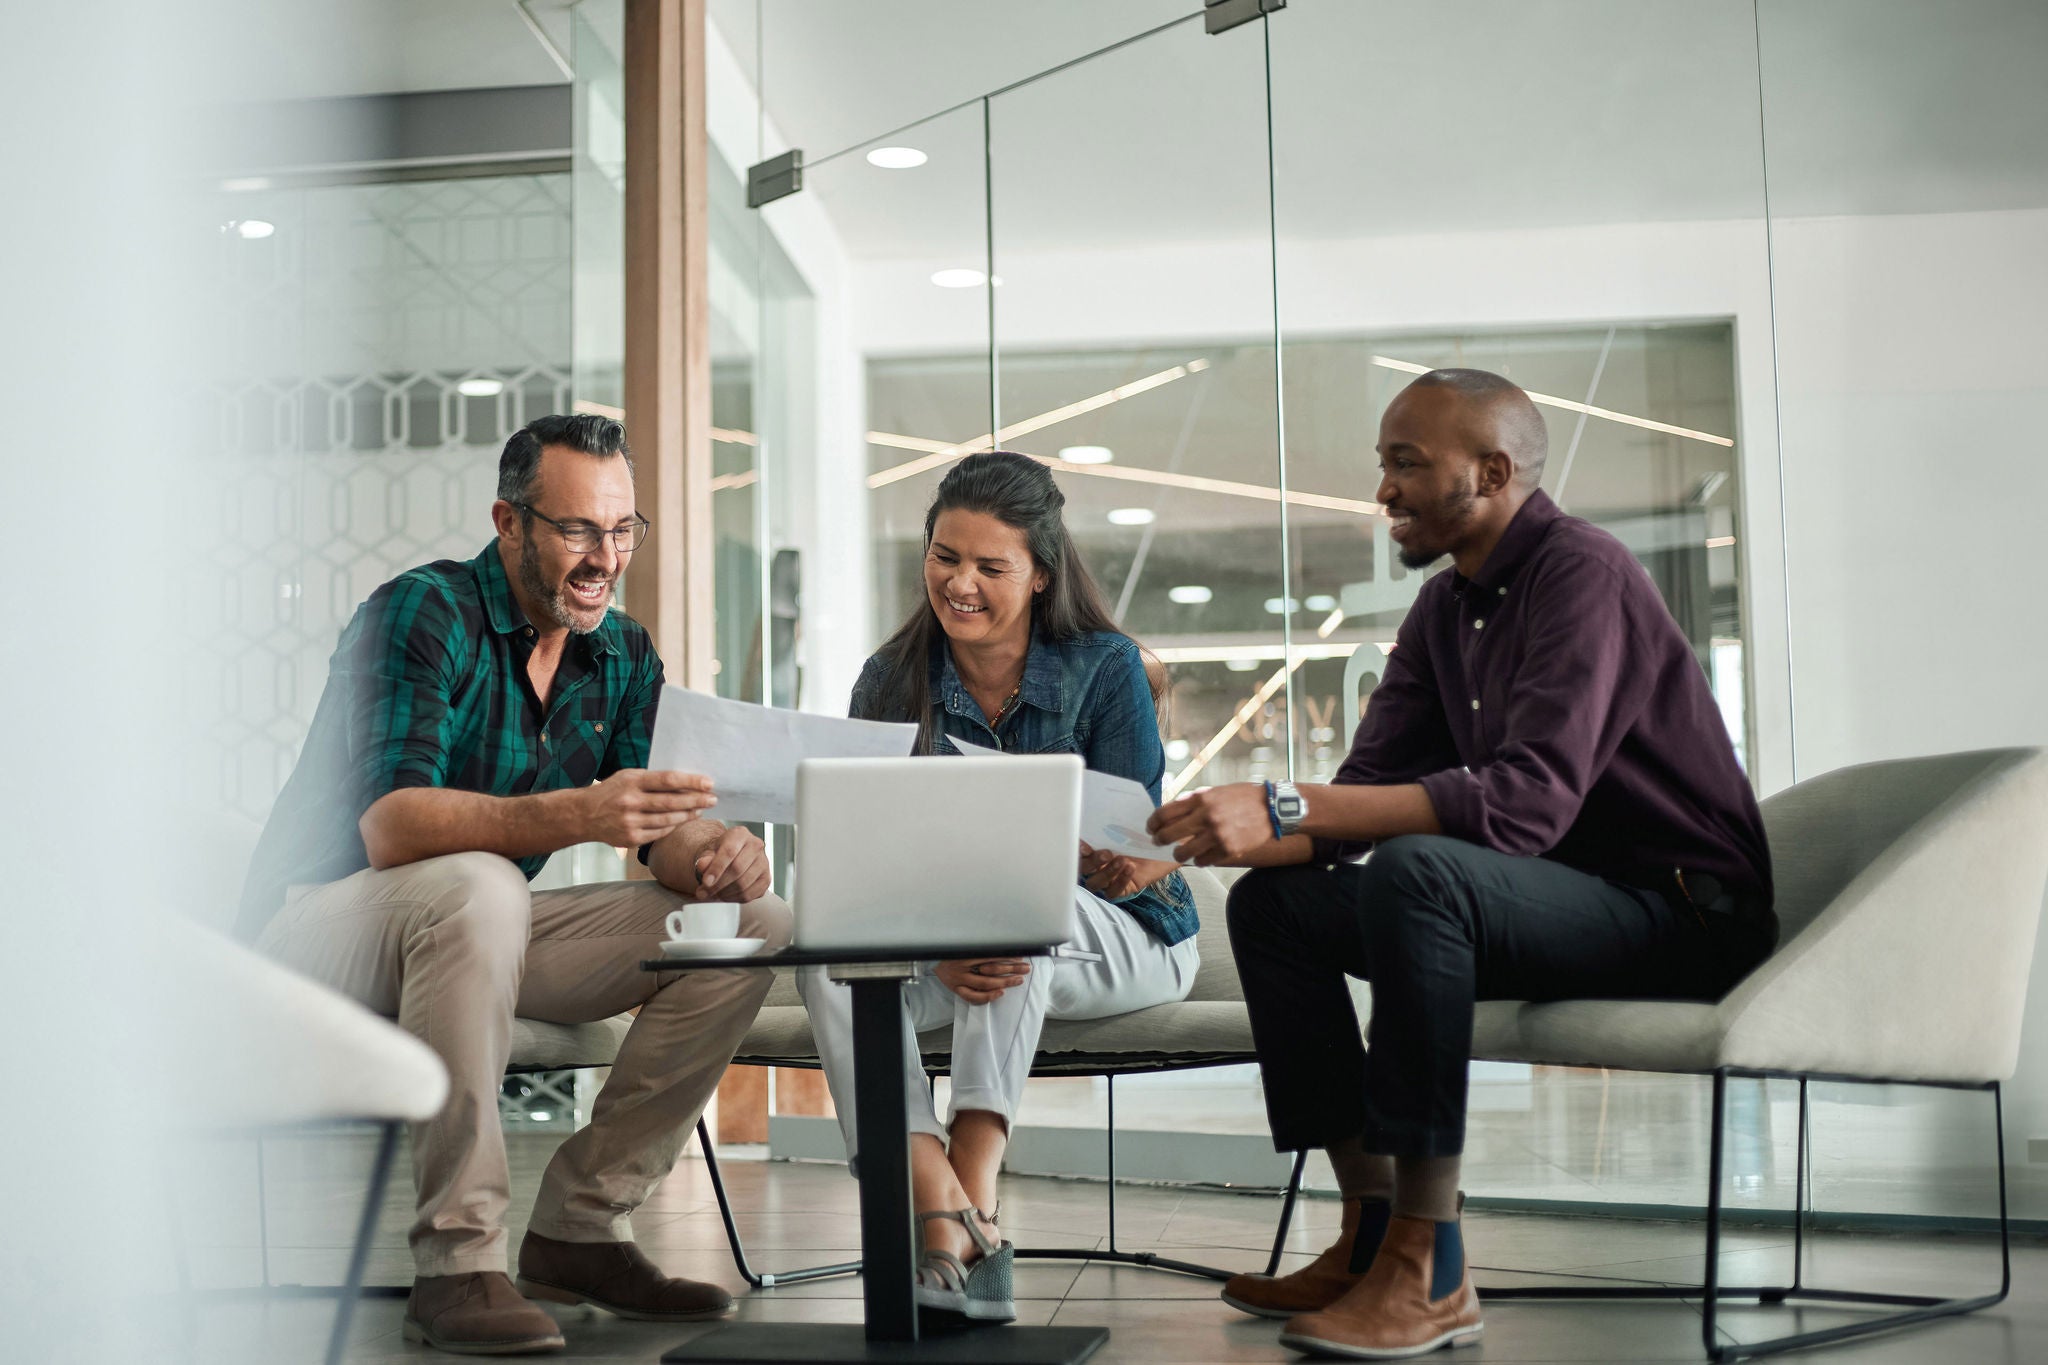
xmin=792 ymin=755 xmax=1084 ymax=953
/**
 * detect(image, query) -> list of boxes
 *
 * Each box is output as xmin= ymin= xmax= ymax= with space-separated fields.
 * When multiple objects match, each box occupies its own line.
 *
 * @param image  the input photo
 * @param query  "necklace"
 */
xmin=989 ymin=680 xmax=1024 ymax=728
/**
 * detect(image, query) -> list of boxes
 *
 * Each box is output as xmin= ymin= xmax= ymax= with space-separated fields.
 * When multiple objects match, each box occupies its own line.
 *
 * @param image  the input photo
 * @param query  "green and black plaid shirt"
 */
xmin=237 ymin=540 xmax=664 ymax=938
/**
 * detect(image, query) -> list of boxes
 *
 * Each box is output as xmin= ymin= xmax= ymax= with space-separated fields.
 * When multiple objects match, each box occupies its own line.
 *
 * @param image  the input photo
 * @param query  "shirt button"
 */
xmin=1471 ymin=699 xmax=1481 ymax=711
xmin=525 ymin=627 xmax=536 ymax=637
xmin=1473 ymin=619 xmax=1485 ymax=630
xmin=594 ymin=723 xmax=605 ymax=734
xmin=541 ymin=732 xmax=550 ymax=744
xmin=1497 ymin=586 xmax=1507 ymax=596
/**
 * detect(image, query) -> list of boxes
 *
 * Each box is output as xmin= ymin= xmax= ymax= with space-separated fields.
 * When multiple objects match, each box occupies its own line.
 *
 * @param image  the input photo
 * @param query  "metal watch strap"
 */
xmin=1272 ymin=779 xmax=1307 ymax=836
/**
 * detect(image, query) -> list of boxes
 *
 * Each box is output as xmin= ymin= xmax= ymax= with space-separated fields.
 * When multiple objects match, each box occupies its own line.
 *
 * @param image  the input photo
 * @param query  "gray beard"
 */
xmin=517 ymin=547 xmax=616 ymax=635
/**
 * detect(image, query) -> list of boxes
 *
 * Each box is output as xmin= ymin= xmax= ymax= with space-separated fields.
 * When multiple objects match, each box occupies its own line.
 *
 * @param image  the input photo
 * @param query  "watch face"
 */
xmin=1277 ymin=793 xmax=1303 ymax=819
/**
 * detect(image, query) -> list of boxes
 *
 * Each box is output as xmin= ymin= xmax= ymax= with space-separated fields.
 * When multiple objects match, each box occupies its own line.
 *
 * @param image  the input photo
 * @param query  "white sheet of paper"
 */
xmin=946 ymin=735 xmax=1179 ymax=860
xmin=646 ymin=685 xmax=917 ymax=825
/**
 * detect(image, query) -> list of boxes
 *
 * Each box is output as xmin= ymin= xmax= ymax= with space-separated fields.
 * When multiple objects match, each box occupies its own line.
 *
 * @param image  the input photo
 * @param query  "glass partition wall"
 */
xmin=743 ymin=0 xmax=1793 ymax=1203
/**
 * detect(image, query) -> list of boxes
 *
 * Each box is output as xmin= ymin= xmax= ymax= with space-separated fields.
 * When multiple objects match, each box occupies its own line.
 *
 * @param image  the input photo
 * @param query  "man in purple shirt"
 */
xmin=1147 ymin=368 xmax=1775 ymax=1359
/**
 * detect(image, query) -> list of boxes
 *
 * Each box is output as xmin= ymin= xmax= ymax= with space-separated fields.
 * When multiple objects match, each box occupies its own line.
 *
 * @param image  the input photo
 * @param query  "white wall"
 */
xmin=1769 ymin=206 xmax=2048 ymax=1180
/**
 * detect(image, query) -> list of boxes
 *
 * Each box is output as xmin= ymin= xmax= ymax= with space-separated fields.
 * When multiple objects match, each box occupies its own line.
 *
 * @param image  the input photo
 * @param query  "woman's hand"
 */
xmin=934 ymin=958 xmax=1032 ymax=1004
xmin=1079 ymin=842 xmax=1175 ymax=900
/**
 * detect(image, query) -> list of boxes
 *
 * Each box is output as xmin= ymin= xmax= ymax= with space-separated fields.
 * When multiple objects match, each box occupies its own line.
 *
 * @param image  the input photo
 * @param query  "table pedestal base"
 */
xmin=661 ymin=1322 xmax=1110 ymax=1364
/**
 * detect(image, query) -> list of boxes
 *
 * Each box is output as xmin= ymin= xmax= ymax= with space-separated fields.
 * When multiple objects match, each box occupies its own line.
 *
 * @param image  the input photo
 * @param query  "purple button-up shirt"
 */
xmin=1317 ymin=491 xmax=1773 ymax=904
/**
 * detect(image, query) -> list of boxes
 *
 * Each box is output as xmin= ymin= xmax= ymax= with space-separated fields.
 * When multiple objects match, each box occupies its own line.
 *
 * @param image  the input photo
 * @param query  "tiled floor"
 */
xmin=179 ymin=1131 xmax=2047 ymax=1364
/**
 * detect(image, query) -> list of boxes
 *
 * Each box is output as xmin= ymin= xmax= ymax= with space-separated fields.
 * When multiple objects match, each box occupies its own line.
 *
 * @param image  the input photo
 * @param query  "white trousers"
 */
xmin=797 ymin=888 xmax=1201 ymax=1165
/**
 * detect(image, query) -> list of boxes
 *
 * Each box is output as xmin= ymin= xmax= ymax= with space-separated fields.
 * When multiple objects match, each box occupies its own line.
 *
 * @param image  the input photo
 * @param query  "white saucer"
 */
xmin=658 ymin=936 xmax=768 ymax=959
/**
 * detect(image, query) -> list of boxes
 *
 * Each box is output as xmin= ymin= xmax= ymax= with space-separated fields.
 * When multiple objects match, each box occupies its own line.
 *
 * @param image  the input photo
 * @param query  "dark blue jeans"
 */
xmin=1227 ymin=836 xmax=1775 ymax=1158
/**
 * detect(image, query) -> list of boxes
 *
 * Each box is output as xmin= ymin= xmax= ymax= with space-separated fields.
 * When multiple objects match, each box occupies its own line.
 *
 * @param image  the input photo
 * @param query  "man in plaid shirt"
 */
xmin=241 ymin=414 xmax=790 ymax=1355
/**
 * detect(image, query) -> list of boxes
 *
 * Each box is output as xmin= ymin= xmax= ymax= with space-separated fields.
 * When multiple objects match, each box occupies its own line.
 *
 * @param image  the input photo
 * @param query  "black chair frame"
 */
xmin=699 ymin=1054 xmax=1311 ymax=1289
xmin=1476 ymin=1068 xmax=2010 ymax=1362
xmin=203 ymin=1118 xmax=404 ymax=1365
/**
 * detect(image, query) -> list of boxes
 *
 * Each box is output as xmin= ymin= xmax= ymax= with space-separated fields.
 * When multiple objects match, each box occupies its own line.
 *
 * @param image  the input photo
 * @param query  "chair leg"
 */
xmin=326 ymin=1120 xmax=401 ymax=1365
xmin=1105 ymin=1073 xmax=1118 ymax=1253
xmin=1789 ymin=1077 xmax=1809 ymax=1296
xmin=1015 ymin=1082 xmax=1299 ymax=1285
xmin=1478 ymin=1073 xmax=2014 ymax=1364
xmin=256 ymin=1134 xmax=272 ymax=1290
xmin=1262 ymin=1150 xmax=1310 ymax=1278
xmin=697 ymin=1118 xmax=861 ymax=1289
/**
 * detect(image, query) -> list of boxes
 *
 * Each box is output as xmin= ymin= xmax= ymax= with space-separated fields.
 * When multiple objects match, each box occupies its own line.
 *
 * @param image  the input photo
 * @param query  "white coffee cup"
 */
xmin=667 ymin=902 xmax=741 ymax=942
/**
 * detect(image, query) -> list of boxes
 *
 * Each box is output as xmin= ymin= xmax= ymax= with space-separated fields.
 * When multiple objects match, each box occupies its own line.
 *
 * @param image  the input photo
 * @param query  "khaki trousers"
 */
xmin=256 ymin=850 xmax=792 ymax=1276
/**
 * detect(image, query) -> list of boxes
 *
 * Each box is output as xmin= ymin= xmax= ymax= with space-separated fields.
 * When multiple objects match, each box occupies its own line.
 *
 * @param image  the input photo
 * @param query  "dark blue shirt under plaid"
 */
xmin=237 ymin=540 xmax=663 ymax=938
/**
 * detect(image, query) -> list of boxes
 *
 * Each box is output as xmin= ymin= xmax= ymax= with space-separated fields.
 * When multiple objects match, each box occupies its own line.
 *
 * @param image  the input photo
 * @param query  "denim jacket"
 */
xmin=849 ymin=630 xmax=1199 ymax=947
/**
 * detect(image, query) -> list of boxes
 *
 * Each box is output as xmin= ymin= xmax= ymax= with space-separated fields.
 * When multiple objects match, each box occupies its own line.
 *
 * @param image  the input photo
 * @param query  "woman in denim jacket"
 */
xmin=799 ymin=452 xmax=1200 ymax=1321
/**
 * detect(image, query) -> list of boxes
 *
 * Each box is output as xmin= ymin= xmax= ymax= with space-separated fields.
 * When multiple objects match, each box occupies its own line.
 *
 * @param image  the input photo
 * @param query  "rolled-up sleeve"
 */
xmin=1315 ymin=613 xmax=1458 ymax=864
xmin=340 ymin=576 xmax=465 ymax=818
xmin=1418 ymin=553 xmax=1653 ymax=857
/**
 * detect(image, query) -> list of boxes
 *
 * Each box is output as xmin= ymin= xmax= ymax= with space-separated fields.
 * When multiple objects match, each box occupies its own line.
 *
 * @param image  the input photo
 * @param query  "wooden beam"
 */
xmin=622 ymin=0 xmax=713 ymax=690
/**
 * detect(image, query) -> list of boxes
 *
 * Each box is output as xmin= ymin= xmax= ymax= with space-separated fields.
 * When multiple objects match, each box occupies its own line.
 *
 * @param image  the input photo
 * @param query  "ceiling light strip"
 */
xmin=1165 ymin=658 xmax=1306 ymax=801
xmin=865 ymin=359 xmax=1210 ymax=489
xmin=868 ymin=431 xmax=954 ymax=454
xmin=1151 ymin=642 xmax=1363 ymax=664
xmin=1037 ymin=457 xmax=1381 ymax=516
xmin=1369 ymin=356 xmax=1734 ymax=448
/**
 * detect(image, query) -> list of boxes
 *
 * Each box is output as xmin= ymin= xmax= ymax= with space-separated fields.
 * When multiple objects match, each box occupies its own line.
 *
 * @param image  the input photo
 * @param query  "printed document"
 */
xmin=646 ymin=686 xmax=917 ymax=825
xmin=947 ymin=735 xmax=1179 ymax=860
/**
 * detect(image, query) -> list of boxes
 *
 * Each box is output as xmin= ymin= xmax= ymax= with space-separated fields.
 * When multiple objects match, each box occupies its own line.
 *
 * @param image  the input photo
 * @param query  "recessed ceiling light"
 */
xmin=1263 ymin=597 xmax=1302 ymax=615
xmin=1304 ymin=594 xmax=1337 ymax=612
xmin=1225 ymin=657 xmax=1261 ymax=672
xmin=1107 ymin=507 xmax=1155 ymax=526
xmin=931 ymin=268 xmax=985 ymax=289
xmin=456 ymin=378 xmax=505 ymax=398
xmin=1059 ymin=445 xmax=1114 ymax=465
xmin=866 ymin=146 xmax=928 ymax=169
xmin=226 ymin=219 xmax=275 ymax=240
xmin=1168 ymin=585 xmax=1212 ymax=605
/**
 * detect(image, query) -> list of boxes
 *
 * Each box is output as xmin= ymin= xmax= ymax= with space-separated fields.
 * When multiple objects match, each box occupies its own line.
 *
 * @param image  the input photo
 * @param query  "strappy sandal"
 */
xmin=913 ymin=1207 xmax=1015 ymax=1322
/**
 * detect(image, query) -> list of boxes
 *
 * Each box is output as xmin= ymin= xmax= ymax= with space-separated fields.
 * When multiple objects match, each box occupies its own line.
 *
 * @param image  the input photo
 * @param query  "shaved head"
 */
xmin=1403 ymin=368 xmax=1548 ymax=488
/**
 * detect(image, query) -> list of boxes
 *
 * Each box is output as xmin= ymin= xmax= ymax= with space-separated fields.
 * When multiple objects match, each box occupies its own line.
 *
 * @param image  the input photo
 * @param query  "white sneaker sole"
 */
xmin=1276 ymin=1322 xmax=1482 ymax=1359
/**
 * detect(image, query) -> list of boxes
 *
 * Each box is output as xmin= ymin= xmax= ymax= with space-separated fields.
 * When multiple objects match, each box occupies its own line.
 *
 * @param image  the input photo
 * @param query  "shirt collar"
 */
xmin=475 ymin=539 xmax=620 ymax=660
xmin=1461 ymin=489 xmax=1564 ymax=596
xmin=931 ymin=629 xmax=1066 ymax=716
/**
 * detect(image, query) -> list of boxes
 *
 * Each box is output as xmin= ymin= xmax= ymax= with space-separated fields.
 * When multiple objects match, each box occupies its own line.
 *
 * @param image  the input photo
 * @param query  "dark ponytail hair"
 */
xmin=870 ymin=451 xmax=1165 ymax=750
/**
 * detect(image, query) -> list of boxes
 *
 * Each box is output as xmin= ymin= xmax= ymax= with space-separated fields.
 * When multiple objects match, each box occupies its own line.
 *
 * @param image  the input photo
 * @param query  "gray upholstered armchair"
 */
xmin=1472 ymin=746 xmax=2048 ymax=1361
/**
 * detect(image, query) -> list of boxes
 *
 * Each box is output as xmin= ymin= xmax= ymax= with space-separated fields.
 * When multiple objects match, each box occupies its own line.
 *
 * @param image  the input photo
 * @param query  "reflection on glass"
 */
xmin=984 ymin=13 xmax=1284 ymax=789
xmin=210 ymin=173 xmax=576 ymax=823
xmin=760 ymin=101 xmax=993 ymax=658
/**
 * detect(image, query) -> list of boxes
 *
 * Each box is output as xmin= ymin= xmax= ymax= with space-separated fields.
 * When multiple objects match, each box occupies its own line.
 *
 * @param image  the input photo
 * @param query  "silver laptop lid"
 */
xmin=793 ymin=755 xmax=1084 ymax=953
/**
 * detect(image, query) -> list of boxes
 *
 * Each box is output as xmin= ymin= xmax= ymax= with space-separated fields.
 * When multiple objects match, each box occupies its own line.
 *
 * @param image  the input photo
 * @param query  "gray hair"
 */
xmin=497 ymin=413 xmax=634 ymax=506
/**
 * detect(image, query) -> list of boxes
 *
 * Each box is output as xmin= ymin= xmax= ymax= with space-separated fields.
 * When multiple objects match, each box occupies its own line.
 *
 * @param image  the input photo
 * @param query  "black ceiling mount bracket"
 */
xmin=746 ymin=149 xmax=804 ymax=208
xmin=1205 ymin=0 xmax=1285 ymax=36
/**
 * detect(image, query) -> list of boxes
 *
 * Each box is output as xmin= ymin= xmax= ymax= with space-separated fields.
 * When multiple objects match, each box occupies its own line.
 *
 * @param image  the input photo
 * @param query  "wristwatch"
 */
xmin=1267 ymin=779 xmax=1308 ymax=838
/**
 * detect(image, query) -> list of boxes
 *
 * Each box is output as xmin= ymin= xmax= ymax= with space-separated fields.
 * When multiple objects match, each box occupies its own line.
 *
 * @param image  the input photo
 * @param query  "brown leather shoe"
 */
xmin=1277 ymin=1213 xmax=1481 ymax=1359
xmin=1222 ymin=1197 xmax=1390 ymax=1319
xmin=516 ymin=1230 xmax=734 ymax=1322
xmin=402 ymin=1271 xmax=566 ymax=1355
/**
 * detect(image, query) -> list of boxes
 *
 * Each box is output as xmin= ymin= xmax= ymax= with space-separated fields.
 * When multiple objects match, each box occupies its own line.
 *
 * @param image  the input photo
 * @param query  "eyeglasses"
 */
xmin=516 ymin=504 xmax=650 ymax=554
